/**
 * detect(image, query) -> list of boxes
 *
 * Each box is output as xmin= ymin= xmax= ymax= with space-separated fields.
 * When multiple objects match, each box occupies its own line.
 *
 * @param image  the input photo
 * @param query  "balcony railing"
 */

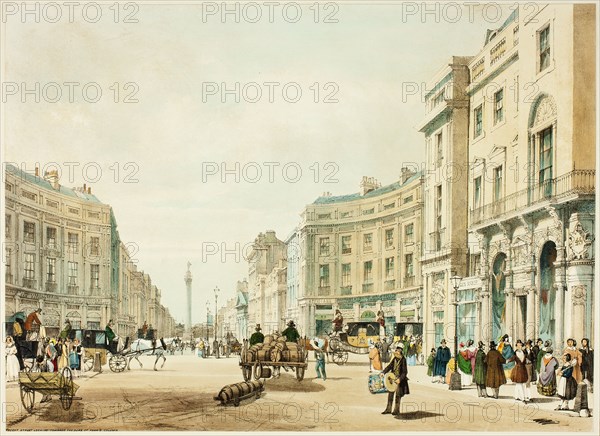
xmin=90 ymin=286 xmax=101 ymax=296
xmin=362 ymin=283 xmax=374 ymax=293
xmin=67 ymin=285 xmax=79 ymax=295
xmin=404 ymin=276 xmax=415 ymax=287
xmin=22 ymin=278 xmax=36 ymax=289
xmin=384 ymin=279 xmax=395 ymax=291
xmin=340 ymin=286 xmax=352 ymax=296
xmin=471 ymin=170 xmax=595 ymax=226
xmin=5 ymin=272 xmax=13 ymax=284
xmin=45 ymin=282 xmax=57 ymax=293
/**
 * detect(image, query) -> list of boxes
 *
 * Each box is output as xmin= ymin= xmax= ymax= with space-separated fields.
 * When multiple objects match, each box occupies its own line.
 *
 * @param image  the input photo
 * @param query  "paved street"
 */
xmin=4 ymin=352 xmax=595 ymax=432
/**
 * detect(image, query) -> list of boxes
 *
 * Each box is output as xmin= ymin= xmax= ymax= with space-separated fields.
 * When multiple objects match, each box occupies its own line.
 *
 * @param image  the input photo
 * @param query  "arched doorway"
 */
xmin=491 ymin=253 xmax=507 ymax=341
xmin=539 ymin=241 xmax=557 ymax=341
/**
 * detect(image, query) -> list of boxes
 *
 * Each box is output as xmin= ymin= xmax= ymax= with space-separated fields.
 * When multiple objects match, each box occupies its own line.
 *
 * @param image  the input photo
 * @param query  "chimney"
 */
xmin=322 ymin=191 xmax=332 ymax=197
xmin=35 ymin=166 xmax=39 ymax=177
xmin=360 ymin=176 xmax=381 ymax=196
xmin=43 ymin=170 xmax=60 ymax=190
xmin=401 ymin=167 xmax=416 ymax=184
xmin=88 ymin=187 xmax=92 ymax=194
xmin=83 ymin=183 xmax=87 ymax=192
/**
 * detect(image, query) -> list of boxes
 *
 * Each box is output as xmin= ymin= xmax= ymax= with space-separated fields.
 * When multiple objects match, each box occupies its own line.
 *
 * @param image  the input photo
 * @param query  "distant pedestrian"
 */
xmin=5 ymin=336 xmax=19 ymax=381
xmin=406 ymin=338 xmax=417 ymax=366
xmin=484 ymin=341 xmax=506 ymax=399
xmin=474 ymin=341 xmax=487 ymax=398
xmin=432 ymin=339 xmax=451 ymax=383
xmin=580 ymin=338 xmax=593 ymax=392
xmin=426 ymin=348 xmax=436 ymax=378
xmin=45 ymin=338 xmax=58 ymax=373
xmin=380 ymin=337 xmax=391 ymax=364
xmin=369 ymin=340 xmax=382 ymax=372
xmin=312 ymin=338 xmax=327 ymax=381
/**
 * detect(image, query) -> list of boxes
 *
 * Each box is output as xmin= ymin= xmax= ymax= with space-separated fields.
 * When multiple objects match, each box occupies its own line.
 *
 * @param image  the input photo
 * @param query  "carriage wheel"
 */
xmin=109 ymin=355 xmax=127 ymax=373
xmin=242 ymin=365 xmax=252 ymax=382
xmin=328 ymin=337 xmax=340 ymax=353
xmin=331 ymin=350 xmax=348 ymax=365
xmin=83 ymin=356 xmax=94 ymax=372
xmin=59 ymin=367 xmax=74 ymax=410
xmin=20 ymin=386 xmax=35 ymax=413
xmin=296 ymin=366 xmax=305 ymax=381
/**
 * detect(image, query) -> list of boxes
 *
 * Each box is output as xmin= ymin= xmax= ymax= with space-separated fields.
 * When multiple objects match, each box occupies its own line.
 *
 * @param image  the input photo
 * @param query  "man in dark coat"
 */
xmin=281 ymin=320 xmax=300 ymax=343
xmin=249 ymin=324 xmax=264 ymax=346
xmin=531 ymin=338 xmax=542 ymax=382
xmin=485 ymin=341 xmax=506 ymax=399
xmin=433 ymin=339 xmax=451 ymax=383
xmin=580 ymin=338 xmax=593 ymax=392
xmin=381 ymin=343 xmax=409 ymax=416
xmin=474 ymin=341 xmax=487 ymax=397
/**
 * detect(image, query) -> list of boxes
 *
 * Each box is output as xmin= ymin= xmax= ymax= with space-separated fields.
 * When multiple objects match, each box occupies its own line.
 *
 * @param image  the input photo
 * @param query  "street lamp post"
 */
xmin=449 ymin=274 xmax=463 ymax=391
xmin=205 ymin=300 xmax=210 ymax=341
xmin=214 ymin=286 xmax=220 ymax=358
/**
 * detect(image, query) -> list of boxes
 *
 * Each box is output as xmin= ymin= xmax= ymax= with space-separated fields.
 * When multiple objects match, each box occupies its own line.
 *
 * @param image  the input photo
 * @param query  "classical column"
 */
xmin=570 ymin=285 xmax=587 ymax=341
xmin=354 ymin=302 xmax=361 ymax=321
xmin=526 ymin=286 xmax=536 ymax=340
xmin=554 ymin=283 xmax=565 ymax=348
xmin=504 ymin=289 xmax=514 ymax=339
xmin=480 ymin=291 xmax=490 ymax=342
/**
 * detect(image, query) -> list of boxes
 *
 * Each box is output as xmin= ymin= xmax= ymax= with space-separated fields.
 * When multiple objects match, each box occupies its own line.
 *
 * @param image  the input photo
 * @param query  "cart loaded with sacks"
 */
xmin=19 ymin=367 xmax=79 ymax=413
xmin=239 ymin=334 xmax=308 ymax=381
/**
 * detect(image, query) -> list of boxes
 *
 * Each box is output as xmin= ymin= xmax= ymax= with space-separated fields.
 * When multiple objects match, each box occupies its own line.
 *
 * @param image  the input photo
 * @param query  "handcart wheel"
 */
xmin=60 ymin=367 xmax=74 ymax=410
xmin=109 ymin=355 xmax=127 ymax=372
xmin=20 ymin=385 xmax=35 ymax=413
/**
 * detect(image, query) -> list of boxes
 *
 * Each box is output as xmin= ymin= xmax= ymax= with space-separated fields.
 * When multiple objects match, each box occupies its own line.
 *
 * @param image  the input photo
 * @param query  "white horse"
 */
xmin=127 ymin=338 xmax=168 ymax=371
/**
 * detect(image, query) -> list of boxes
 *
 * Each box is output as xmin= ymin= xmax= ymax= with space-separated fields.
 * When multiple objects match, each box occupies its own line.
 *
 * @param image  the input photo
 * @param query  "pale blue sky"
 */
xmin=3 ymin=2 xmax=514 ymax=324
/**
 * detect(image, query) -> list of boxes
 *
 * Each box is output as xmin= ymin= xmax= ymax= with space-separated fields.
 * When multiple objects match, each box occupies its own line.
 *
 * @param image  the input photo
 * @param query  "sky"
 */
xmin=2 ymin=1 xmax=515 ymax=325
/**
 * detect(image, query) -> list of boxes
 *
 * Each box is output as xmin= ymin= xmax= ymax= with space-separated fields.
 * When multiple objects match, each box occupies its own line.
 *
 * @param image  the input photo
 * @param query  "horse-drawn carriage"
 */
xmin=6 ymin=312 xmax=42 ymax=372
xmin=327 ymin=321 xmax=382 ymax=365
xmin=239 ymin=335 xmax=308 ymax=381
xmin=69 ymin=329 xmax=130 ymax=372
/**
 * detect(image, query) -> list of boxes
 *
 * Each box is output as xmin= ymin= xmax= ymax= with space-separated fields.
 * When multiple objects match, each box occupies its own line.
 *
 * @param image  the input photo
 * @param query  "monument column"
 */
xmin=184 ymin=262 xmax=193 ymax=332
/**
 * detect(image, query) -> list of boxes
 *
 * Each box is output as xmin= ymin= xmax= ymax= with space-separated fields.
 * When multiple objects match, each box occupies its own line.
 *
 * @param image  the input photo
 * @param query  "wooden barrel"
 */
xmin=216 ymin=382 xmax=252 ymax=403
xmin=282 ymin=349 xmax=303 ymax=362
xmin=286 ymin=342 xmax=298 ymax=349
xmin=263 ymin=335 xmax=274 ymax=345
xmin=257 ymin=348 xmax=272 ymax=361
xmin=274 ymin=342 xmax=286 ymax=351
xmin=270 ymin=348 xmax=282 ymax=362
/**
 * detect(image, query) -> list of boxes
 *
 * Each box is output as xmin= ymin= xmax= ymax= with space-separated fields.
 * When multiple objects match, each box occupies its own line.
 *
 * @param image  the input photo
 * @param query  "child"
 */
xmin=312 ymin=338 xmax=327 ymax=381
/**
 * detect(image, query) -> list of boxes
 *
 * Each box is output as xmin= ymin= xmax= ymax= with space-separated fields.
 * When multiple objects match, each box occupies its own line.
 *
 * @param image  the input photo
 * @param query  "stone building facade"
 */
xmin=3 ymin=164 xmax=176 ymax=338
xmin=295 ymin=172 xmax=424 ymax=337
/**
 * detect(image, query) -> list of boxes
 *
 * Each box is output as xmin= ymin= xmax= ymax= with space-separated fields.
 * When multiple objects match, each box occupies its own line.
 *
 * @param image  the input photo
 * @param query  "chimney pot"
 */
xmin=88 ymin=187 xmax=92 ymax=194
xmin=35 ymin=166 xmax=39 ymax=177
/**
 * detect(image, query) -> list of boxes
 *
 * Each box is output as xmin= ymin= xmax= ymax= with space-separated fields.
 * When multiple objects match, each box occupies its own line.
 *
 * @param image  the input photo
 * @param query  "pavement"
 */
xmin=3 ymin=351 xmax=597 ymax=432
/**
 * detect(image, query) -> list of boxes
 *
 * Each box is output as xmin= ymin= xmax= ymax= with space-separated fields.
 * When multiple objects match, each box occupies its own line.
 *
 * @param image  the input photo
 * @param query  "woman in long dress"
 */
xmin=57 ymin=338 xmax=69 ymax=370
xmin=537 ymin=347 xmax=559 ymax=396
xmin=5 ymin=336 xmax=20 ymax=381
xmin=557 ymin=353 xmax=578 ymax=410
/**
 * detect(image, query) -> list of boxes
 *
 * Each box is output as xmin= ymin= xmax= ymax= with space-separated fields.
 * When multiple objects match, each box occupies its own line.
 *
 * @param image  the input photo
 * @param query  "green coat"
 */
xmin=249 ymin=332 xmax=264 ymax=346
xmin=474 ymin=349 xmax=487 ymax=385
xmin=426 ymin=353 xmax=436 ymax=376
xmin=105 ymin=325 xmax=115 ymax=342
xmin=457 ymin=351 xmax=472 ymax=374
xmin=281 ymin=327 xmax=300 ymax=343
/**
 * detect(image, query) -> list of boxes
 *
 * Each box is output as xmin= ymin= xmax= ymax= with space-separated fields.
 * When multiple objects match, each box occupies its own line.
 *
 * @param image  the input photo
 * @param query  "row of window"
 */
xmin=318 ymin=254 xmax=415 ymax=288
xmin=318 ymin=225 xmax=415 ymax=256
xmin=472 ymin=126 xmax=553 ymax=208
xmin=6 ymin=218 xmax=101 ymax=254
xmin=9 ymin=250 xmax=100 ymax=288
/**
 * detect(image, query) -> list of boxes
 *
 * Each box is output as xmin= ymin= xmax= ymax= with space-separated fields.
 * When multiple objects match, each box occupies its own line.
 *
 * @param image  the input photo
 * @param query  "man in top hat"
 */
xmin=433 ymin=339 xmax=451 ymax=383
xmin=484 ymin=341 xmax=506 ymax=399
xmin=249 ymin=324 xmax=264 ymax=346
xmin=332 ymin=310 xmax=344 ymax=334
xmin=282 ymin=320 xmax=300 ymax=343
xmin=24 ymin=308 xmax=42 ymax=335
xmin=381 ymin=342 xmax=409 ymax=416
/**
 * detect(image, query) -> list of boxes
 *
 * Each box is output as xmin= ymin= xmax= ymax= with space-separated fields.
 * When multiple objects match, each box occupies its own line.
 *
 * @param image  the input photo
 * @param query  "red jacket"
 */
xmin=25 ymin=312 xmax=41 ymax=331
